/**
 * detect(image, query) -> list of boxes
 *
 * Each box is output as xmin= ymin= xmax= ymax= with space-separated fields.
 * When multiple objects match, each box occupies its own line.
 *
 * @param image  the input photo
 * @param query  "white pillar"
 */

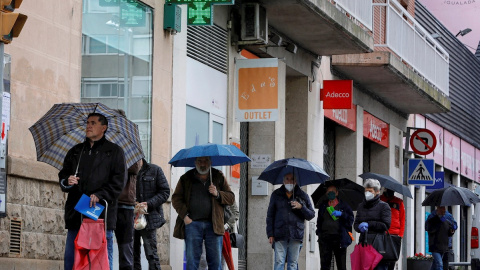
xmin=452 ymin=174 xmax=461 ymax=262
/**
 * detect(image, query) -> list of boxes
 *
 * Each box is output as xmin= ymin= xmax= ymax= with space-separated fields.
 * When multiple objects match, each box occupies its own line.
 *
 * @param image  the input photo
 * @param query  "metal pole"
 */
xmin=402 ymin=127 xmax=412 ymax=270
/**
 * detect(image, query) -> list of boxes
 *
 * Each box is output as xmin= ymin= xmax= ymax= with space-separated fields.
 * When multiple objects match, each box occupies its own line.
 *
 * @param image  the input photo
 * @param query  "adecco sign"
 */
xmin=321 ymin=80 xmax=352 ymax=109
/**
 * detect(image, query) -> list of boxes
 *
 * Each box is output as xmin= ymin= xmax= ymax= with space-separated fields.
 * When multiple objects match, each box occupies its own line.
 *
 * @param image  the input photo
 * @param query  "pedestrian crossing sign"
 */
xmin=408 ymin=159 xmax=435 ymax=186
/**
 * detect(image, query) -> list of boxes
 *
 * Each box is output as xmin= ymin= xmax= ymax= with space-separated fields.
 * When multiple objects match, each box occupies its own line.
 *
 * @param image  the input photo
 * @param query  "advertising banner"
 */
xmin=235 ymin=59 xmax=278 ymax=122
xmin=363 ymin=111 xmax=389 ymax=148
xmin=324 ymin=105 xmax=357 ymax=131
xmin=321 ymin=80 xmax=353 ymax=109
xmin=426 ymin=120 xmax=443 ymax=166
xmin=444 ymin=130 xmax=460 ymax=173
xmin=476 ymin=148 xmax=480 ymax=183
xmin=461 ymin=140 xmax=475 ymax=180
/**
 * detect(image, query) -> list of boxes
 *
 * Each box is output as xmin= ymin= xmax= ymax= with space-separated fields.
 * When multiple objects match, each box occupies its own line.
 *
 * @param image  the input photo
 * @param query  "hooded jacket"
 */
xmin=380 ymin=194 xmax=405 ymax=237
xmin=59 ymin=136 xmax=127 ymax=230
xmin=136 ymin=160 xmax=171 ymax=230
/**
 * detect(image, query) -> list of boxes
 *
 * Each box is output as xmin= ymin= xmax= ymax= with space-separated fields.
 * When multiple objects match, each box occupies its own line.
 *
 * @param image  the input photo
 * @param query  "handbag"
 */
xmin=366 ymin=232 xmax=402 ymax=262
xmin=230 ymin=232 xmax=244 ymax=249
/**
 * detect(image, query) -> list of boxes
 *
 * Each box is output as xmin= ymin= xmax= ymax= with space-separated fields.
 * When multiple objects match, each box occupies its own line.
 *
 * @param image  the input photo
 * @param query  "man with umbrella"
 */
xmin=266 ymin=173 xmax=315 ymax=270
xmin=316 ymin=183 xmax=354 ymax=270
xmin=425 ymin=206 xmax=457 ymax=270
xmin=59 ymin=113 xmax=127 ymax=270
xmin=172 ymin=156 xmax=235 ymax=270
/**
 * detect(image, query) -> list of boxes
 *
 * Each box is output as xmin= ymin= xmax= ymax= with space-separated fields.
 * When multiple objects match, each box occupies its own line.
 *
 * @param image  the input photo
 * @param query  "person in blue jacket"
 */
xmin=266 ymin=173 xmax=315 ymax=270
xmin=425 ymin=206 xmax=457 ymax=270
xmin=316 ymin=184 xmax=354 ymax=270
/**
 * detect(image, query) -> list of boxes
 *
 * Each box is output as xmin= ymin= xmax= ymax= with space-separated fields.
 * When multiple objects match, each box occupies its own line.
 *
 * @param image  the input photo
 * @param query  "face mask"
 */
xmin=285 ymin=184 xmax=294 ymax=192
xmin=327 ymin=191 xmax=336 ymax=200
xmin=365 ymin=191 xmax=375 ymax=201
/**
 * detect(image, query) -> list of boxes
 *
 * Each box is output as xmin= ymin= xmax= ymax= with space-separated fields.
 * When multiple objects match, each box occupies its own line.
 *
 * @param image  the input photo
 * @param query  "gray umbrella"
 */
xmin=422 ymin=186 xmax=480 ymax=206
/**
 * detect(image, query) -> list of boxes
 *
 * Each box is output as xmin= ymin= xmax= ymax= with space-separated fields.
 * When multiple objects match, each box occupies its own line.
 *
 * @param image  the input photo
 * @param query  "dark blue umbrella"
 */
xmin=422 ymin=186 xmax=480 ymax=206
xmin=169 ymin=143 xmax=251 ymax=167
xmin=359 ymin=172 xmax=413 ymax=198
xmin=258 ymin=158 xmax=329 ymax=186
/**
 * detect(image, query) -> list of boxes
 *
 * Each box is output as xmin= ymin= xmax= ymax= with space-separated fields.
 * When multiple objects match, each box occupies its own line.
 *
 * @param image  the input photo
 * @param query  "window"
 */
xmin=81 ymin=0 xmax=153 ymax=160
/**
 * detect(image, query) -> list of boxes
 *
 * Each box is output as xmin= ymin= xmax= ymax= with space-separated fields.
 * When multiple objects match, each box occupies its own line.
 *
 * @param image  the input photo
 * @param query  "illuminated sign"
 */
xmin=166 ymin=0 xmax=234 ymax=25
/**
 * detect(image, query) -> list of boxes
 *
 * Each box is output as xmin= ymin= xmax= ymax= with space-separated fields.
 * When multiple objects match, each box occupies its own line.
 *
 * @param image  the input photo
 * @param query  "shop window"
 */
xmin=324 ymin=119 xmax=336 ymax=178
xmin=80 ymin=0 xmax=153 ymax=160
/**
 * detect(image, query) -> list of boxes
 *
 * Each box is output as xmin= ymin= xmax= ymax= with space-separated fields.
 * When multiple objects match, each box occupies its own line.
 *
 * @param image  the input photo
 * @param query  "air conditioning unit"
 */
xmin=241 ymin=3 xmax=268 ymax=45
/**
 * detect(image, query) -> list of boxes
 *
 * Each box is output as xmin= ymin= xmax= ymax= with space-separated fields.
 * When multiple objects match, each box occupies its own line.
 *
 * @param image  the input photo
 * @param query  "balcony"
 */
xmin=254 ymin=0 xmax=374 ymax=55
xmin=332 ymin=0 xmax=450 ymax=114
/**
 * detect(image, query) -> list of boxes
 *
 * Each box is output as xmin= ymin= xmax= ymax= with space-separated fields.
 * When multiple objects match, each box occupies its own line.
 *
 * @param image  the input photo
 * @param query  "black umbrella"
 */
xmin=422 ymin=186 xmax=480 ymax=206
xmin=359 ymin=172 xmax=413 ymax=198
xmin=311 ymin=178 xmax=365 ymax=211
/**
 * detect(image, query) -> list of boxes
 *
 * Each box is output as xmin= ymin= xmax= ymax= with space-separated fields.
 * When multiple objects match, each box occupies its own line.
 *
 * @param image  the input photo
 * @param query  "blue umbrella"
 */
xmin=169 ymin=143 xmax=251 ymax=167
xmin=258 ymin=158 xmax=329 ymax=186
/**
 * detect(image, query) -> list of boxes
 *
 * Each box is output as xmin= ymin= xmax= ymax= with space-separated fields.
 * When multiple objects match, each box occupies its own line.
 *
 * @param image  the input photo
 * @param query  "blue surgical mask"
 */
xmin=327 ymin=191 xmax=336 ymax=201
xmin=285 ymin=184 xmax=294 ymax=192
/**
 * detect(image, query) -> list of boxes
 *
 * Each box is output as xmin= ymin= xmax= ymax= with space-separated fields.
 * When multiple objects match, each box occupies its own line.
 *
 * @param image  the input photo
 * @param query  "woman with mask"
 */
xmin=266 ymin=173 xmax=315 ymax=270
xmin=315 ymin=184 xmax=354 ymax=270
xmin=353 ymin=178 xmax=392 ymax=270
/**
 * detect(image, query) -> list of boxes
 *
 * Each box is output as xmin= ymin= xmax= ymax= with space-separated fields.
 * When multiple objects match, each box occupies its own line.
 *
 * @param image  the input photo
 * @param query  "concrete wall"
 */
xmin=247 ymin=61 xmax=286 ymax=269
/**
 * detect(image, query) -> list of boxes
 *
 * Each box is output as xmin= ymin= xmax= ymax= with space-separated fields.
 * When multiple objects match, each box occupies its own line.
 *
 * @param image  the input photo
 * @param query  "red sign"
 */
xmin=321 ymin=80 xmax=352 ymax=109
xmin=410 ymin=129 xmax=437 ymax=156
xmin=324 ymin=105 xmax=357 ymax=131
xmin=363 ymin=112 xmax=389 ymax=147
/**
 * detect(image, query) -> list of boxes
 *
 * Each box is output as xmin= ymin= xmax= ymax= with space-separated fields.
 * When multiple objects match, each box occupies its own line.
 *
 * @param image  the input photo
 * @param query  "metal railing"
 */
xmin=373 ymin=0 xmax=449 ymax=96
xmin=334 ymin=0 xmax=373 ymax=31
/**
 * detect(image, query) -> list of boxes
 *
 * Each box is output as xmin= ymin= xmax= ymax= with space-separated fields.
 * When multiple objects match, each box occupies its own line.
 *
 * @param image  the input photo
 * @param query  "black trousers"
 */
xmin=319 ymin=234 xmax=347 ymax=270
xmin=115 ymin=207 xmax=135 ymax=270
xmin=134 ymin=228 xmax=161 ymax=270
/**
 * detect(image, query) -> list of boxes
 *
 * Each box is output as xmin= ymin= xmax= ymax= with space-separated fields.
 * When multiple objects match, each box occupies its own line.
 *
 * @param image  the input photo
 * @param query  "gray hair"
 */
xmin=364 ymin=178 xmax=381 ymax=192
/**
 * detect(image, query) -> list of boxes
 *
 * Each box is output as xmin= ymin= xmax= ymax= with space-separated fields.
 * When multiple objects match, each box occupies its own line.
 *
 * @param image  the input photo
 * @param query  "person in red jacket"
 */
xmin=380 ymin=188 xmax=405 ymax=270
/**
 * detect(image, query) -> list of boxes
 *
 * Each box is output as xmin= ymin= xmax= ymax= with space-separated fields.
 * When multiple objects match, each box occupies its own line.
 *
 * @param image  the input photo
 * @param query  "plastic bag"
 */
xmin=134 ymin=213 xmax=147 ymax=230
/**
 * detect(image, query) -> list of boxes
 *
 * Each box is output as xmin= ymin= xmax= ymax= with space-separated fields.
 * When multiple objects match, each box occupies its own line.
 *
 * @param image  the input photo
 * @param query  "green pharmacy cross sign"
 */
xmin=166 ymin=0 xmax=234 ymax=25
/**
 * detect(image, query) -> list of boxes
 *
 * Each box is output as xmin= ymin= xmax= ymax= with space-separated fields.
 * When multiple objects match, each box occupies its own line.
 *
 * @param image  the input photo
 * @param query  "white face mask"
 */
xmin=365 ymin=191 xmax=375 ymax=201
xmin=285 ymin=184 xmax=294 ymax=192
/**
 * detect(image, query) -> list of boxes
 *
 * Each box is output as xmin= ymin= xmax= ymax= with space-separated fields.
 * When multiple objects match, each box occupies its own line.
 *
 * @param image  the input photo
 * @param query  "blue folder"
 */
xmin=74 ymin=194 xmax=105 ymax=221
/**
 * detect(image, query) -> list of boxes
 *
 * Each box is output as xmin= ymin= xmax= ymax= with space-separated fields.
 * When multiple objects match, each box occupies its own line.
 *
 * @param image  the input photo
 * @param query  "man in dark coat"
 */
xmin=266 ymin=173 xmax=315 ymax=270
xmin=354 ymin=178 xmax=391 ymax=270
xmin=133 ymin=159 xmax=170 ymax=270
xmin=316 ymin=185 xmax=354 ymax=270
xmin=59 ymin=113 xmax=127 ymax=270
xmin=426 ymin=206 xmax=457 ymax=270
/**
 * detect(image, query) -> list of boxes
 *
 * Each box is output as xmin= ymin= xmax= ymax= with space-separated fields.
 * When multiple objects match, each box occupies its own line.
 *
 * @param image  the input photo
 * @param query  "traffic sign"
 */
xmin=408 ymin=159 xmax=435 ymax=186
xmin=410 ymin=128 xmax=436 ymax=155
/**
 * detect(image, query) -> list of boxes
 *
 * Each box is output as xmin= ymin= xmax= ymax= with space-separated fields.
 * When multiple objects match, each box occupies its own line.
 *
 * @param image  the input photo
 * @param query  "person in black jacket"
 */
xmin=353 ymin=178 xmax=391 ymax=270
xmin=425 ymin=206 xmax=457 ymax=270
xmin=266 ymin=173 xmax=315 ymax=270
xmin=59 ymin=113 xmax=127 ymax=270
xmin=316 ymin=184 xmax=354 ymax=270
xmin=133 ymin=159 xmax=170 ymax=270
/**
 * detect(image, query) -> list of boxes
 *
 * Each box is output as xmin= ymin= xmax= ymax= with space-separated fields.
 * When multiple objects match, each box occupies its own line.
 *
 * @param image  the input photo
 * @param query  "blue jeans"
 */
xmin=185 ymin=221 xmax=222 ymax=270
xmin=64 ymin=229 xmax=114 ymax=270
xmin=274 ymin=240 xmax=302 ymax=270
xmin=431 ymin=252 xmax=445 ymax=270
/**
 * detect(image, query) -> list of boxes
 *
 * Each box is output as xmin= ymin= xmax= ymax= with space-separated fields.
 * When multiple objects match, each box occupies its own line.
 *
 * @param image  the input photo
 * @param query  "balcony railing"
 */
xmin=373 ymin=0 xmax=449 ymax=96
xmin=334 ymin=0 xmax=373 ymax=31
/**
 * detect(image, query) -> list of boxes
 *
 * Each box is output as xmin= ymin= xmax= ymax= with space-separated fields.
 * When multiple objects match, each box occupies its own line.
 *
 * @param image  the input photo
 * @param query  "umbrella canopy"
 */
xmin=311 ymin=178 xmax=365 ymax=211
xmin=169 ymin=143 xmax=251 ymax=167
xmin=422 ymin=186 xmax=480 ymax=206
xmin=258 ymin=158 xmax=329 ymax=186
xmin=350 ymin=242 xmax=383 ymax=270
xmin=29 ymin=103 xmax=144 ymax=169
xmin=359 ymin=172 xmax=413 ymax=199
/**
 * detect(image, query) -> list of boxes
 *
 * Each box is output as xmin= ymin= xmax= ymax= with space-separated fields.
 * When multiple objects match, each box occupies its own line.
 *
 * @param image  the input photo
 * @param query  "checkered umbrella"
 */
xmin=29 ymin=103 xmax=144 ymax=170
